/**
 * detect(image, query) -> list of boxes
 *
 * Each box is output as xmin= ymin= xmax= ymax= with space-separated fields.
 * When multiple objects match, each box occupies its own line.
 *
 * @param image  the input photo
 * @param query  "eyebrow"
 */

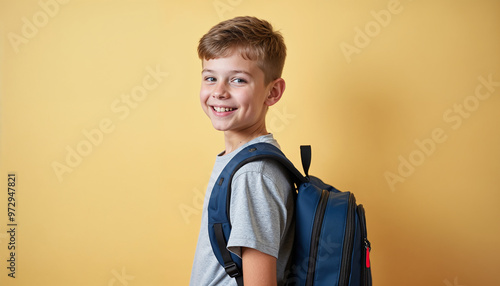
xmin=201 ymin=69 xmax=253 ymax=78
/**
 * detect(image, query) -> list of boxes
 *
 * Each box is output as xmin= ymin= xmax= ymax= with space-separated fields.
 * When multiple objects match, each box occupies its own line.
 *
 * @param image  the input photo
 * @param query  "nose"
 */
xmin=212 ymin=82 xmax=228 ymax=99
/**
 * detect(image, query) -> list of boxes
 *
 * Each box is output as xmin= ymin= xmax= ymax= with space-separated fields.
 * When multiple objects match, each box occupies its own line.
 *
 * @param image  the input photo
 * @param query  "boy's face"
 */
xmin=200 ymin=52 xmax=274 ymax=136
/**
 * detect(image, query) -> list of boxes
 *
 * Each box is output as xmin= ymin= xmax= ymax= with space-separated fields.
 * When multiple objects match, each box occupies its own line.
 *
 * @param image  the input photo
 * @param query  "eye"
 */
xmin=204 ymin=76 xmax=216 ymax=83
xmin=231 ymin=78 xmax=247 ymax=84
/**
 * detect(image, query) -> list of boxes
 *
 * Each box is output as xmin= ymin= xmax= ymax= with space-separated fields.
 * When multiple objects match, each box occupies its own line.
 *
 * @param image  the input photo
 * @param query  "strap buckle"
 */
xmin=223 ymin=262 xmax=241 ymax=278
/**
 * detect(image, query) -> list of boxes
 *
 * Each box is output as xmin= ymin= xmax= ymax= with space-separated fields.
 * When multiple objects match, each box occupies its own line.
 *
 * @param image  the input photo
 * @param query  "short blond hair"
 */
xmin=198 ymin=16 xmax=286 ymax=84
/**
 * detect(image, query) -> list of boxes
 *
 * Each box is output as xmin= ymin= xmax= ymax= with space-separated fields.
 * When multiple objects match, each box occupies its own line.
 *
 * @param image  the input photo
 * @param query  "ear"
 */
xmin=265 ymin=78 xmax=286 ymax=107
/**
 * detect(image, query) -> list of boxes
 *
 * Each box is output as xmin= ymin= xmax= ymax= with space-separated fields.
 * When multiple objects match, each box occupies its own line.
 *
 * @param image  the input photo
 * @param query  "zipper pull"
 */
xmin=366 ymin=248 xmax=370 ymax=268
xmin=365 ymin=239 xmax=371 ymax=268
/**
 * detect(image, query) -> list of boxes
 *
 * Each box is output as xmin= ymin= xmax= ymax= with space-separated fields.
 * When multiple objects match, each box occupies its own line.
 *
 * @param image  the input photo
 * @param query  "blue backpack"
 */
xmin=208 ymin=143 xmax=372 ymax=286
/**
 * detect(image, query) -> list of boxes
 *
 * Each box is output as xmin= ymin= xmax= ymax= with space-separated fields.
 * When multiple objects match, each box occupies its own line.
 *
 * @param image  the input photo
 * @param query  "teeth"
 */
xmin=213 ymin=107 xmax=234 ymax=112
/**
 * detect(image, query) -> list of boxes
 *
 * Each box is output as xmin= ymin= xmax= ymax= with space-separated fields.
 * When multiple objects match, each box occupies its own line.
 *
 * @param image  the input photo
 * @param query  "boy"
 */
xmin=190 ymin=16 xmax=294 ymax=286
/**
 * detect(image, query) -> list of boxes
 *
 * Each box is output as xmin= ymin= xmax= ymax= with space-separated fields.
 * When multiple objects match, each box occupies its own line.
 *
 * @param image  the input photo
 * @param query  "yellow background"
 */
xmin=1 ymin=0 xmax=499 ymax=285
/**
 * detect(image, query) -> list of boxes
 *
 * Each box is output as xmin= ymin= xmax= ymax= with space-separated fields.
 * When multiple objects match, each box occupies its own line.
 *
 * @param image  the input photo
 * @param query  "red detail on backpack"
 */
xmin=366 ymin=248 xmax=371 ymax=268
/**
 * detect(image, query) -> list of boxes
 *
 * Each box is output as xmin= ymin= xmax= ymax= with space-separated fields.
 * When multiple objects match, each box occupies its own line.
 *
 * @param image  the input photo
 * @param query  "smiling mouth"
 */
xmin=213 ymin=106 xmax=236 ymax=112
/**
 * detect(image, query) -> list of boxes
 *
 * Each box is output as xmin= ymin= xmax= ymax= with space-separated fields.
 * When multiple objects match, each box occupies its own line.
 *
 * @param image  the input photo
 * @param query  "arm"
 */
xmin=229 ymin=160 xmax=293 ymax=285
xmin=241 ymin=247 xmax=277 ymax=286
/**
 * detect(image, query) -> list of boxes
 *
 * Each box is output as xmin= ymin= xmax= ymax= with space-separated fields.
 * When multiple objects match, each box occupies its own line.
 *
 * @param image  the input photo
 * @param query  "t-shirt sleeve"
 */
xmin=226 ymin=160 xmax=292 ymax=259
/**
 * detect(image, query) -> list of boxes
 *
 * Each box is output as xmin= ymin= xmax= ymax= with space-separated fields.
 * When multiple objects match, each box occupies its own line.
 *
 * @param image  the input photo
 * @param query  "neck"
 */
xmin=223 ymin=125 xmax=269 ymax=155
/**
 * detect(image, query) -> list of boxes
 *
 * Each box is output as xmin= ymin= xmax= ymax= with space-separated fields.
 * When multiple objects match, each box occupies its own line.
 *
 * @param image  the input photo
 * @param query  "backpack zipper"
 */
xmin=305 ymin=189 xmax=329 ymax=286
xmin=338 ymin=193 xmax=356 ymax=286
xmin=357 ymin=204 xmax=371 ymax=286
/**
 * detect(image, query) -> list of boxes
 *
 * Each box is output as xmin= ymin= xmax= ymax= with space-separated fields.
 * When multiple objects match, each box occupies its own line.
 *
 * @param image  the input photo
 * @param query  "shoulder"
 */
xmin=230 ymin=159 xmax=293 ymax=203
xmin=234 ymin=159 xmax=291 ymax=184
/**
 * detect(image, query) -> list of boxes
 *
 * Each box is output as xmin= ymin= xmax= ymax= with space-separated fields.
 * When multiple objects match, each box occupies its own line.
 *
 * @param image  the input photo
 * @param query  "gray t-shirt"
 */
xmin=190 ymin=134 xmax=295 ymax=285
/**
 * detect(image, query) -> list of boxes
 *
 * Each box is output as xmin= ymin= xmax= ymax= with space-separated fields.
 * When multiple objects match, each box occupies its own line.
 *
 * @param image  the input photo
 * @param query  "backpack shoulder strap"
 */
xmin=207 ymin=142 xmax=308 ymax=285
